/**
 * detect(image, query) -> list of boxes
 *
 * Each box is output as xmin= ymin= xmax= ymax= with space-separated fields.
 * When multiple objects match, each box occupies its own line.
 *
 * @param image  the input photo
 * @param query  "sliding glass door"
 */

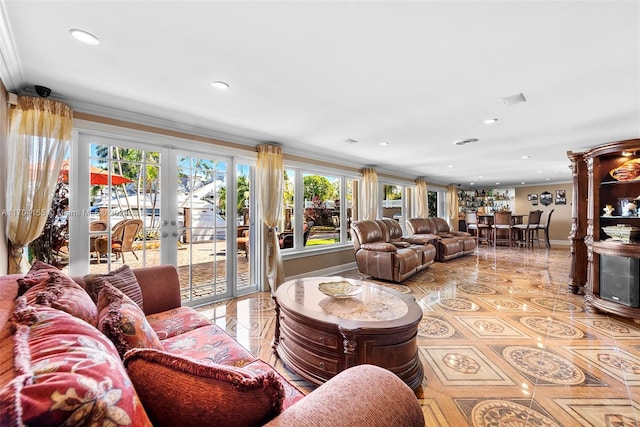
xmin=68 ymin=131 xmax=254 ymax=305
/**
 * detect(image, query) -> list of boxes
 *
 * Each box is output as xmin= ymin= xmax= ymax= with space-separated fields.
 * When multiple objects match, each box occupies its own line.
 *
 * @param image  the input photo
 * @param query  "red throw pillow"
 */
xmin=97 ymin=281 xmax=162 ymax=359
xmin=124 ymin=348 xmax=285 ymax=427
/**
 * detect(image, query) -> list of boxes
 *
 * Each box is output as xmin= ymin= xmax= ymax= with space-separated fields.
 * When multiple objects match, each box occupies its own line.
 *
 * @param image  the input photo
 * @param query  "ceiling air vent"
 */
xmin=501 ymin=92 xmax=526 ymax=106
xmin=453 ymin=138 xmax=479 ymax=146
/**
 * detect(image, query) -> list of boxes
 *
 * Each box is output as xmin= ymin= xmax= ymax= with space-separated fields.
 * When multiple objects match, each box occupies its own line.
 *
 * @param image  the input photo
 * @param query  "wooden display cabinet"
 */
xmin=572 ymin=138 xmax=640 ymax=320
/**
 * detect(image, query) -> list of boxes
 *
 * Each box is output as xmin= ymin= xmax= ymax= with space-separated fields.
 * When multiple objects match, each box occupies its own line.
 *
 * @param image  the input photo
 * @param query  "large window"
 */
xmin=383 ymin=184 xmax=403 ymax=222
xmin=281 ymin=166 xmax=355 ymax=250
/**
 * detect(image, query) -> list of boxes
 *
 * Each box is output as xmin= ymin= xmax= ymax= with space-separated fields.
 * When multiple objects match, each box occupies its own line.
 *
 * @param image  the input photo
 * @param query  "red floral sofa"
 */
xmin=0 ymin=262 xmax=424 ymax=427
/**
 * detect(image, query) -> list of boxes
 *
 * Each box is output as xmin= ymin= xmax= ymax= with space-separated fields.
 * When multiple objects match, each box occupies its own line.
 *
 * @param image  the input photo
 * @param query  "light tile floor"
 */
xmin=196 ymin=246 xmax=640 ymax=427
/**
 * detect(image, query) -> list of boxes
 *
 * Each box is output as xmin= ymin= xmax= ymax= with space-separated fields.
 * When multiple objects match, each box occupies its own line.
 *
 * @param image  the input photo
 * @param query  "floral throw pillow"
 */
xmin=0 ymin=297 xmax=152 ymax=426
xmin=84 ymin=264 xmax=144 ymax=311
xmin=22 ymin=270 xmax=98 ymax=327
xmin=124 ymin=348 xmax=285 ymax=427
xmin=97 ymin=280 xmax=162 ymax=359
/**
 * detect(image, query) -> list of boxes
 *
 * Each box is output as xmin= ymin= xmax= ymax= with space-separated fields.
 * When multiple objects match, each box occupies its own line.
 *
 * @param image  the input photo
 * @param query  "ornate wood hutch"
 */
xmin=569 ymin=138 xmax=640 ymax=320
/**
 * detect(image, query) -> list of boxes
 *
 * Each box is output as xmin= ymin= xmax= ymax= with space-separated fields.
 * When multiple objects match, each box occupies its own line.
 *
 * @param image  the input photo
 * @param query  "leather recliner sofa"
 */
xmin=350 ymin=219 xmax=436 ymax=283
xmin=406 ymin=217 xmax=476 ymax=262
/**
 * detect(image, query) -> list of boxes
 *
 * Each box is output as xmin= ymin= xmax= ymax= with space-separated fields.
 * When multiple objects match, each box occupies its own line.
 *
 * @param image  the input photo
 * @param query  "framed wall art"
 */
xmin=540 ymin=191 xmax=552 ymax=206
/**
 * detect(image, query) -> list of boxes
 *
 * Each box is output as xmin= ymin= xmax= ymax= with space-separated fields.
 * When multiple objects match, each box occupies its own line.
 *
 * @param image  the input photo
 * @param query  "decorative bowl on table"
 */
xmin=318 ymin=280 xmax=363 ymax=299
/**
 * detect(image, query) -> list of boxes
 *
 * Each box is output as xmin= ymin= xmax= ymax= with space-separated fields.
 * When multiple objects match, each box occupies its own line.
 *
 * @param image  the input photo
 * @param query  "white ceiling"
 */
xmin=1 ymin=1 xmax=638 ymax=187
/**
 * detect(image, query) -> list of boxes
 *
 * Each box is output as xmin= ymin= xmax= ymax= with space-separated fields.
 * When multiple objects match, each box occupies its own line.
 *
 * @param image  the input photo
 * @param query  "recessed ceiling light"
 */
xmin=521 ymin=155 xmax=530 ymax=159
xmin=495 ymin=182 xmax=500 ymax=185
xmin=448 ymin=165 xmax=454 ymax=168
xmin=537 ymin=170 xmax=543 ymax=173
xmin=521 ymin=182 xmax=526 ymax=185
xmin=546 ymin=178 xmax=551 ymax=181
xmin=453 ymin=138 xmax=479 ymax=146
xmin=69 ymin=29 xmax=99 ymax=45
xmin=483 ymin=118 xmax=498 ymax=124
xmin=379 ymin=142 xmax=390 ymax=146
xmin=470 ymin=182 xmax=475 ymax=185
xmin=211 ymin=81 xmax=230 ymax=90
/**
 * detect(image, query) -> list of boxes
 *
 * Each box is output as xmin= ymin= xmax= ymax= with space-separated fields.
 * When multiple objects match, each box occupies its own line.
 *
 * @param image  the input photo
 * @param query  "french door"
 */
xmin=69 ymin=131 xmax=255 ymax=305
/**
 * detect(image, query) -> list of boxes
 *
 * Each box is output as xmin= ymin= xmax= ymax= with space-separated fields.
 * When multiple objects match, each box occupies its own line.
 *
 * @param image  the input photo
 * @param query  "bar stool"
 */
xmin=513 ymin=210 xmax=542 ymax=247
xmin=492 ymin=211 xmax=513 ymax=247
xmin=537 ymin=209 xmax=554 ymax=248
xmin=465 ymin=211 xmax=490 ymax=246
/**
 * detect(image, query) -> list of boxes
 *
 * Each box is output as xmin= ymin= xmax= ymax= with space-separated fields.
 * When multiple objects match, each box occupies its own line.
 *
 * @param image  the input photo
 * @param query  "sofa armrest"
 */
xmin=265 ymin=364 xmax=424 ymax=427
xmin=360 ymin=242 xmax=397 ymax=252
xmin=132 ymin=265 xmax=182 ymax=315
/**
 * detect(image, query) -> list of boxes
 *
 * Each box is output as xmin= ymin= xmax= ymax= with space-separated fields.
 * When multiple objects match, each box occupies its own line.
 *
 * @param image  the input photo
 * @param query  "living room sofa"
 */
xmin=0 ymin=262 xmax=424 ymax=427
xmin=351 ymin=219 xmax=437 ymax=283
xmin=406 ymin=217 xmax=476 ymax=262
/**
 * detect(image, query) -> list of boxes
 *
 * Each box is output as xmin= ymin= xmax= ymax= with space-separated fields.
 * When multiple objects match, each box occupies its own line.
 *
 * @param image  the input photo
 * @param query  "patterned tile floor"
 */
xmin=195 ymin=246 xmax=640 ymax=426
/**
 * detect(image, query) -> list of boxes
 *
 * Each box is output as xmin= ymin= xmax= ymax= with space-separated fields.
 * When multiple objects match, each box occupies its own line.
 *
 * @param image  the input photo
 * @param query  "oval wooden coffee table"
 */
xmin=273 ymin=277 xmax=423 ymax=390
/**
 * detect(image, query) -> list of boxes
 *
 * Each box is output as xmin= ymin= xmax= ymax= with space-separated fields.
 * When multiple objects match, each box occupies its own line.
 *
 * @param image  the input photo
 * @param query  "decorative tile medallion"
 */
xmin=420 ymin=346 xmax=515 ymax=386
xmin=438 ymin=297 xmax=481 ymax=312
xmin=456 ymin=316 xmax=528 ymax=339
xmin=519 ymin=316 xmax=584 ymax=339
xmin=529 ymin=297 xmax=583 ymax=312
xmin=573 ymin=317 xmax=640 ymax=339
xmin=470 ymin=399 xmax=561 ymax=427
xmin=459 ymin=284 xmax=497 ymax=295
xmin=563 ymin=346 xmax=640 ymax=385
xmin=554 ymin=398 xmax=640 ymax=427
xmin=418 ymin=316 xmax=457 ymax=338
xmin=477 ymin=297 xmax=540 ymax=312
xmin=502 ymin=346 xmax=586 ymax=385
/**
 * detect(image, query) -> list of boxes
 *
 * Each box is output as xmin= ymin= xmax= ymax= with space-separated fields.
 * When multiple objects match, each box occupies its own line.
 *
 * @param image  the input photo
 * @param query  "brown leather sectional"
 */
xmin=405 ymin=217 xmax=476 ymax=262
xmin=350 ymin=219 xmax=437 ymax=283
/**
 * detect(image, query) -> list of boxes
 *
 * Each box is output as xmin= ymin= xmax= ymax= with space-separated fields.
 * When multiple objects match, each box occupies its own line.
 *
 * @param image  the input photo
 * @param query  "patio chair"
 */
xmin=89 ymin=220 xmax=108 ymax=261
xmin=94 ymin=219 xmax=143 ymax=263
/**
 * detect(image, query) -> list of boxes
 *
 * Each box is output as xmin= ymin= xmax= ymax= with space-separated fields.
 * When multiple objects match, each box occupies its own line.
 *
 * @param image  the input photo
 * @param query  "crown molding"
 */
xmin=0 ymin=0 xmax=24 ymax=91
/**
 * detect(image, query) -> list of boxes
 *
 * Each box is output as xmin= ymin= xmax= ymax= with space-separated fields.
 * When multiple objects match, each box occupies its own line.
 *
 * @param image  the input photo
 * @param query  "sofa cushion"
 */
xmin=97 ymin=281 xmax=163 ymax=359
xmin=160 ymin=324 xmax=256 ymax=367
xmin=84 ymin=264 xmax=144 ymax=310
xmin=22 ymin=270 xmax=98 ymax=327
xmin=146 ymin=306 xmax=213 ymax=340
xmin=0 ymin=297 xmax=151 ymax=426
xmin=124 ymin=348 xmax=285 ymax=427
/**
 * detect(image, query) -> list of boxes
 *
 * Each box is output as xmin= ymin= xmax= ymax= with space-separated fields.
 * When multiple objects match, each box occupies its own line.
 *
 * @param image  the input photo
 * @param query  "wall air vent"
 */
xmin=453 ymin=138 xmax=479 ymax=146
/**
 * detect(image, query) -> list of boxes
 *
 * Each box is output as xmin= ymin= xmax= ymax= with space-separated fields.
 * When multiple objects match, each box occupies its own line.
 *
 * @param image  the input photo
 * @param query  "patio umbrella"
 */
xmin=59 ymin=161 xmax=133 ymax=185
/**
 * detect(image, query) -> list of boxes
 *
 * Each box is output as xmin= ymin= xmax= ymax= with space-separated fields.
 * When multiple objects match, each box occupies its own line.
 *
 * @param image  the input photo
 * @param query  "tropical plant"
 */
xmin=29 ymin=181 xmax=69 ymax=267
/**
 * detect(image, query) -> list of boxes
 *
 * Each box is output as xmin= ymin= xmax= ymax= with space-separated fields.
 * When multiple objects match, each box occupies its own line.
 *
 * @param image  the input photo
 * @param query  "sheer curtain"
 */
xmin=446 ymin=184 xmax=459 ymax=231
xmin=6 ymin=96 xmax=73 ymax=273
xmin=257 ymin=144 xmax=284 ymax=291
xmin=361 ymin=168 xmax=378 ymax=221
xmin=415 ymin=178 xmax=428 ymax=218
